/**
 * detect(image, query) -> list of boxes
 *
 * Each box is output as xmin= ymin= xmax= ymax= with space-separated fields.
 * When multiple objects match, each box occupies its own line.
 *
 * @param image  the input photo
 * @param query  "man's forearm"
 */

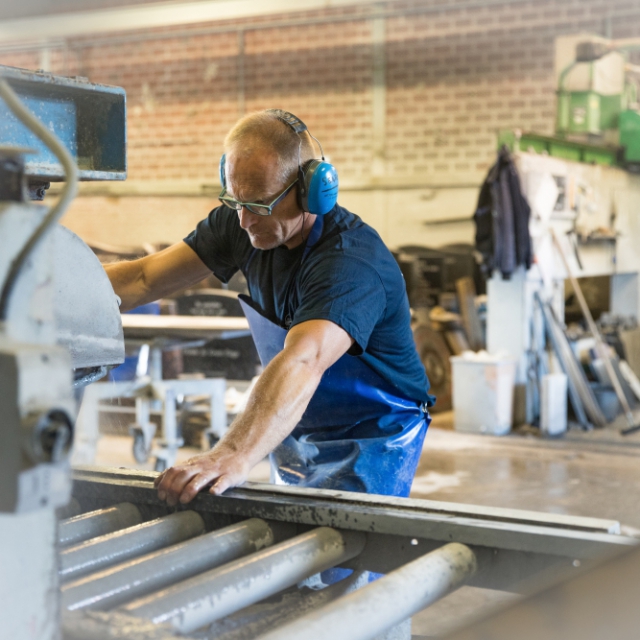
xmin=104 ymin=242 xmax=212 ymax=312
xmin=154 ymin=318 xmax=353 ymax=504
xmin=216 ymin=347 xmax=324 ymax=466
xmin=104 ymin=260 xmax=150 ymax=311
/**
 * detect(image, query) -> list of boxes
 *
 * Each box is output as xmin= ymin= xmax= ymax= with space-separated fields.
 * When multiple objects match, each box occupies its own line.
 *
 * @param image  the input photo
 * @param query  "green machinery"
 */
xmin=501 ymin=34 xmax=640 ymax=169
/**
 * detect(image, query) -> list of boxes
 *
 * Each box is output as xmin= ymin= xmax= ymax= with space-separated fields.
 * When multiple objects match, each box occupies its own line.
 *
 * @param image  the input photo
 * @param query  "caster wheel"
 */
xmin=412 ymin=323 xmax=452 ymax=412
xmin=207 ymin=433 xmax=220 ymax=449
xmin=132 ymin=431 xmax=150 ymax=463
xmin=154 ymin=457 xmax=168 ymax=472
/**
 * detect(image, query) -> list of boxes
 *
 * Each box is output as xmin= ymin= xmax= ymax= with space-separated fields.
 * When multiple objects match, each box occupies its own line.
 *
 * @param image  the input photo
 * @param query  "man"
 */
xmin=106 ymin=109 xmax=434 ymax=507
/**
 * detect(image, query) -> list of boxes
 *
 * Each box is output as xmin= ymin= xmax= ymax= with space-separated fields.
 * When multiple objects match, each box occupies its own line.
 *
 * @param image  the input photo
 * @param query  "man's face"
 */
xmin=225 ymin=150 xmax=303 ymax=251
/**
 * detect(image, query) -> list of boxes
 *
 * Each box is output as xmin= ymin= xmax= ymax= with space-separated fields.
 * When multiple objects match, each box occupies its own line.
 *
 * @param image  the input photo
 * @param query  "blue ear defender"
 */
xmin=219 ymin=153 xmax=227 ymax=188
xmin=297 ymin=159 xmax=339 ymax=216
xmin=218 ymin=110 xmax=338 ymax=216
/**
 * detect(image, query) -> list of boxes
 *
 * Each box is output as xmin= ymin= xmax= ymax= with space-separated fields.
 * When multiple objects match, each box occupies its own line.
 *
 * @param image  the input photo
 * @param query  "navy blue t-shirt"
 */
xmin=184 ymin=204 xmax=434 ymax=406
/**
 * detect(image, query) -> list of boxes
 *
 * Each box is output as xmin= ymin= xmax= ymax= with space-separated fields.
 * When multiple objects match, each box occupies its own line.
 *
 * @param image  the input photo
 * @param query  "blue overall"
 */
xmin=237 ymin=218 xmax=430 ymax=499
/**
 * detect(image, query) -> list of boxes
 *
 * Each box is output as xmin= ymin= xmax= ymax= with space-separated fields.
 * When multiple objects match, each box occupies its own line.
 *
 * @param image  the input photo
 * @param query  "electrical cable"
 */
xmin=0 ymin=78 xmax=78 ymax=320
xmin=309 ymin=132 xmax=325 ymax=161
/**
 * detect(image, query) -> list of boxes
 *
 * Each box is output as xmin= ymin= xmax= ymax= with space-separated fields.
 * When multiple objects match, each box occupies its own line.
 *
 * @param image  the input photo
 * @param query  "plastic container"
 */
xmin=540 ymin=373 xmax=568 ymax=437
xmin=451 ymin=352 xmax=516 ymax=435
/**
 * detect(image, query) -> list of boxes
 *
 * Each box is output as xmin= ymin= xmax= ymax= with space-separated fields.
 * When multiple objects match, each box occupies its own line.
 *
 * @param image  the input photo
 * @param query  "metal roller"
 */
xmin=62 ymin=518 xmax=275 ymax=611
xmin=57 ymin=498 xmax=83 ymax=520
xmin=59 ymin=511 xmax=204 ymax=582
xmin=123 ymin=526 xmax=366 ymax=635
xmin=58 ymin=503 xmax=142 ymax=547
xmin=209 ymin=571 xmax=371 ymax=640
xmin=256 ymin=542 xmax=477 ymax=640
xmin=61 ymin=610 xmax=183 ymax=640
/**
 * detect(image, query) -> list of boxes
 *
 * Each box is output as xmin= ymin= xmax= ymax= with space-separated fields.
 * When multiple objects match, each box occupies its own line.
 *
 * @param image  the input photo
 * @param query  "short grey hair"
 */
xmin=223 ymin=110 xmax=316 ymax=185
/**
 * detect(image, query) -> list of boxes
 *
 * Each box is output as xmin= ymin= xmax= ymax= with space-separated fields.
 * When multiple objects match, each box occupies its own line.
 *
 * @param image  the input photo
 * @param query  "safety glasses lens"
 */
xmin=246 ymin=204 xmax=271 ymax=216
xmin=220 ymin=197 xmax=241 ymax=211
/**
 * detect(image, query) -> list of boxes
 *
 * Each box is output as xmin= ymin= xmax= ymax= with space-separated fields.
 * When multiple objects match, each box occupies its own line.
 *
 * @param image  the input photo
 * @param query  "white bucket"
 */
xmin=540 ymin=373 xmax=568 ymax=437
xmin=451 ymin=353 xmax=516 ymax=435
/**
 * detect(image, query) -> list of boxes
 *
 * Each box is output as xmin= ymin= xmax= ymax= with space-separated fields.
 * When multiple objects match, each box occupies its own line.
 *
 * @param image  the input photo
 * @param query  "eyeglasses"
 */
xmin=219 ymin=179 xmax=298 ymax=216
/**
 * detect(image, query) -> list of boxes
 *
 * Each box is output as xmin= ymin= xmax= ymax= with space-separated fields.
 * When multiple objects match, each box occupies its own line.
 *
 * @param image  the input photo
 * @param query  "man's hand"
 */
xmin=154 ymin=445 xmax=250 ymax=506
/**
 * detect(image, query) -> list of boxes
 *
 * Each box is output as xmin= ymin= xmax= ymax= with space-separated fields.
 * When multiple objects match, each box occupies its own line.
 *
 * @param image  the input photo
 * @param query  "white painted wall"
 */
xmin=61 ymin=185 xmax=481 ymax=253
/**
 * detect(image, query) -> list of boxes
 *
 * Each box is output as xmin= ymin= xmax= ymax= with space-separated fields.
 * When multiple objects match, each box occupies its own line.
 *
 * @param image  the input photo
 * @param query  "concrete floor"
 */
xmin=416 ymin=412 xmax=640 ymax=530
xmin=90 ymin=410 xmax=640 ymax=637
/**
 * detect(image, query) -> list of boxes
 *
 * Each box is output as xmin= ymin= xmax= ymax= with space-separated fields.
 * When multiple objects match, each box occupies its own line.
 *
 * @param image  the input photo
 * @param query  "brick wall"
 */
xmin=1 ymin=0 xmax=640 ymax=249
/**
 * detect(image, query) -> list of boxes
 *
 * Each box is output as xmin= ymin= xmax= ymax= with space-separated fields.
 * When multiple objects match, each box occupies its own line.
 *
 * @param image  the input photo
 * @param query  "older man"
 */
xmin=106 ymin=109 xmax=433 ymax=507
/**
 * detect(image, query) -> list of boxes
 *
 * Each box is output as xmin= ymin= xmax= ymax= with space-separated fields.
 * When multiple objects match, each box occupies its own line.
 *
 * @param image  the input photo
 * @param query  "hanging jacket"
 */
xmin=474 ymin=145 xmax=532 ymax=280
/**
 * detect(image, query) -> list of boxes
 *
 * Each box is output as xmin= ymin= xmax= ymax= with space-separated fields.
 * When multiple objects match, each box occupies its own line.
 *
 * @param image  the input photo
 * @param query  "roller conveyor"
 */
xmin=54 ymin=467 xmax=637 ymax=640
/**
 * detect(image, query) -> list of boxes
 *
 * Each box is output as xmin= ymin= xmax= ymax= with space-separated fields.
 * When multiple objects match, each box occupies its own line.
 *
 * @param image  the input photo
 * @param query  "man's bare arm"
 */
xmin=154 ymin=319 xmax=355 ymax=505
xmin=105 ymin=242 xmax=212 ymax=311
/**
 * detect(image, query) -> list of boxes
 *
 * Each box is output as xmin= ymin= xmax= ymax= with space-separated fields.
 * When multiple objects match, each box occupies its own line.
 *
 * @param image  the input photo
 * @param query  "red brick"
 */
xmin=0 ymin=0 xmax=636 ymax=190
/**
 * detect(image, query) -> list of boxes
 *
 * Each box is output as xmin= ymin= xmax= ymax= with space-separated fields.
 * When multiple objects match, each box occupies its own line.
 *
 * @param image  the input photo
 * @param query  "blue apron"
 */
xmin=238 ymin=216 xmax=430 ymax=499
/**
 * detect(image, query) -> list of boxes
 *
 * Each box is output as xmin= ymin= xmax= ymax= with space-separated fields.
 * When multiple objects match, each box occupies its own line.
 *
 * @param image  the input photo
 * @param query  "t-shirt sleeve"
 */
xmin=183 ymin=206 xmax=243 ymax=283
xmin=291 ymin=255 xmax=387 ymax=355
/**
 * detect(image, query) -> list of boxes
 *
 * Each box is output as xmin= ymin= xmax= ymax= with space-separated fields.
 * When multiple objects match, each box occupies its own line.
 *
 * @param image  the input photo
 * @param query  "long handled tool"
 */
xmin=551 ymin=229 xmax=640 ymax=434
xmin=534 ymin=292 xmax=603 ymax=429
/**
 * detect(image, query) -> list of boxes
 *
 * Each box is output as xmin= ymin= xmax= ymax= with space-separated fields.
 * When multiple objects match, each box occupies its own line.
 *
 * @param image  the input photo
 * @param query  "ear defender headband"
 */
xmin=219 ymin=109 xmax=339 ymax=216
